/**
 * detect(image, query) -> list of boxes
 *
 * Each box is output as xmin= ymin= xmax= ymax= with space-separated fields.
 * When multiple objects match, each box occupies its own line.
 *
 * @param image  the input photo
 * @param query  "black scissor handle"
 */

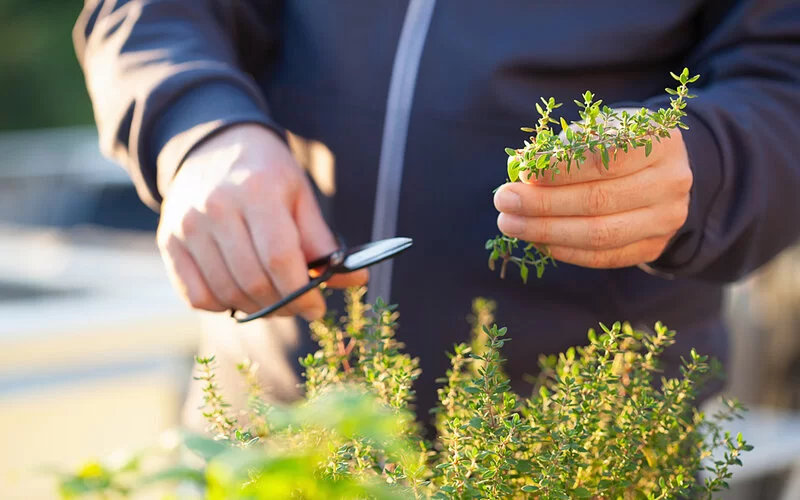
xmin=230 ymin=236 xmax=348 ymax=323
xmin=230 ymin=272 xmax=331 ymax=323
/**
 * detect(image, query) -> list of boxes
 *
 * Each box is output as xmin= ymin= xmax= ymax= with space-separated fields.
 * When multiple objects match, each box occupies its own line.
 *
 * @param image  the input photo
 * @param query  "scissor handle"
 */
xmin=230 ymin=239 xmax=348 ymax=323
xmin=230 ymin=272 xmax=331 ymax=323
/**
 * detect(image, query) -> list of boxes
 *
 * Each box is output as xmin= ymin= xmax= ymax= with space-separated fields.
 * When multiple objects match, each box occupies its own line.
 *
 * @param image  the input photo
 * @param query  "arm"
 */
xmin=73 ymin=0 xmax=284 ymax=210
xmin=494 ymin=0 xmax=800 ymax=284
xmin=73 ymin=1 xmax=367 ymax=319
xmin=641 ymin=0 xmax=800 ymax=282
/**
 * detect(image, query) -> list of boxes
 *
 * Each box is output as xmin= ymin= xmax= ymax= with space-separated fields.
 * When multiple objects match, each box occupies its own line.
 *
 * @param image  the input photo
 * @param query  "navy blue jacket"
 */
xmin=74 ymin=1 xmax=800 ymax=419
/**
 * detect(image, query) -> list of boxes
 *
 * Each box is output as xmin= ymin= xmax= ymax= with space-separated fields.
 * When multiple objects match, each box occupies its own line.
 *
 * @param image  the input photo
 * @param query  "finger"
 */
xmin=326 ymin=271 xmax=370 ymax=288
xmin=545 ymin=236 xmax=671 ymax=269
xmin=530 ymin=135 xmax=674 ymax=187
xmin=246 ymin=201 xmax=327 ymax=321
xmin=158 ymin=234 xmax=226 ymax=312
xmin=497 ymin=204 xmax=686 ymax=250
xmin=211 ymin=210 xmax=281 ymax=310
xmin=495 ymin=164 xmax=680 ymax=217
xmin=294 ymin=179 xmax=369 ymax=288
xmin=183 ymin=232 xmax=263 ymax=314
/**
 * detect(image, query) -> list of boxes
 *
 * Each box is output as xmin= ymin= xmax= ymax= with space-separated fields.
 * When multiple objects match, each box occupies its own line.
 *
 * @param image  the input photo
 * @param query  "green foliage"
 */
xmin=487 ymin=68 xmax=700 ymax=282
xmin=0 ymin=0 xmax=94 ymax=131
xmin=55 ymin=290 xmax=750 ymax=499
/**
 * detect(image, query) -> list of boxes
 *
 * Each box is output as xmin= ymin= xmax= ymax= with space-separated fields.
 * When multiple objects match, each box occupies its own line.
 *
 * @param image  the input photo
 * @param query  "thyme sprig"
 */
xmin=488 ymin=68 xmax=700 ymax=282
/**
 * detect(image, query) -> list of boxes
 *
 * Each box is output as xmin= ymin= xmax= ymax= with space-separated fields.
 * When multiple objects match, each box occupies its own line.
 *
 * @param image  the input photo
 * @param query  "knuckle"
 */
xmin=179 ymin=208 xmax=203 ymax=237
xmin=265 ymin=248 xmax=293 ymax=272
xmin=667 ymin=202 xmax=689 ymax=230
xmin=535 ymin=218 xmax=551 ymax=242
xmin=585 ymin=184 xmax=610 ymax=214
xmin=187 ymin=288 xmax=216 ymax=311
xmin=674 ymin=167 xmax=694 ymax=194
xmin=243 ymin=277 xmax=273 ymax=299
xmin=243 ymin=170 xmax=271 ymax=196
xmin=588 ymin=219 xmax=615 ymax=249
xmin=203 ymin=188 xmax=232 ymax=221
xmin=250 ymin=164 xmax=294 ymax=193
xmin=218 ymin=285 xmax=246 ymax=306
xmin=531 ymin=190 xmax=552 ymax=216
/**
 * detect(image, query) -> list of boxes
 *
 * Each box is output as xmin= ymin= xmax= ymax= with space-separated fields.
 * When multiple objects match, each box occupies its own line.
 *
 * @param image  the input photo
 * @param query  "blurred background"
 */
xmin=0 ymin=2 xmax=200 ymax=498
xmin=0 ymin=2 xmax=798 ymax=499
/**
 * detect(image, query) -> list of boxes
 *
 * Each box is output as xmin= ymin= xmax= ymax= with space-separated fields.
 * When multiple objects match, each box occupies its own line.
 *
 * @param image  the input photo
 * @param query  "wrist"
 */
xmin=149 ymin=81 xmax=285 ymax=205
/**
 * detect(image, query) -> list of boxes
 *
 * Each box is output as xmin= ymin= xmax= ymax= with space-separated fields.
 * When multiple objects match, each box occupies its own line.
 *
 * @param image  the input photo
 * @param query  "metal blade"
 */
xmin=341 ymin=237 xmax=413 ymax=272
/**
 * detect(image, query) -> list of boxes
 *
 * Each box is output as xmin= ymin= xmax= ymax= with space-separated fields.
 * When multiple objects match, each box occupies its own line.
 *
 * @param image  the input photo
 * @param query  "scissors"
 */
xmin=230 ymin=236 xmax=413 ymax=323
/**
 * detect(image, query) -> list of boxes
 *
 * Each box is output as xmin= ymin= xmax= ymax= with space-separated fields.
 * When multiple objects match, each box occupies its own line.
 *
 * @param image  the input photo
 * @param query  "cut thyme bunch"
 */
xmin=487 ymin=68 xmax=700 ymax=283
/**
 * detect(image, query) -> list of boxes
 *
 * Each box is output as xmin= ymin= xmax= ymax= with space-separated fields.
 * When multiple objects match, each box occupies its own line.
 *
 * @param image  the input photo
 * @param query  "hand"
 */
xmin=493 ymin=128 xmax=692 ymax=269
xmin=157 ymin=124 xmax=367 ymax=321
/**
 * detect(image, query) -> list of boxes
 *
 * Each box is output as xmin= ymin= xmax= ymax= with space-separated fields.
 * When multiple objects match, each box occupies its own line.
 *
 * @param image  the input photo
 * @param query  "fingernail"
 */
xmin=494 ymin=190 xmax=522 ymax=212
xmin=498 ymin=213 xmax=525 ymax=236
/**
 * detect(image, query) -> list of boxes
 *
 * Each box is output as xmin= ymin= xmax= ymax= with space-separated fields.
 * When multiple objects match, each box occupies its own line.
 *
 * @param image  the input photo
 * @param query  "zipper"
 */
xmin=366 ymin=0 xmax=437 ymax=306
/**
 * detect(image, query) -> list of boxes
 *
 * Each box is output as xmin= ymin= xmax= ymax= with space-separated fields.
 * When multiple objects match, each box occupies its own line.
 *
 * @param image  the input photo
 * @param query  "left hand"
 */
xmin=493 ymin=128 xmax=693 ymax=269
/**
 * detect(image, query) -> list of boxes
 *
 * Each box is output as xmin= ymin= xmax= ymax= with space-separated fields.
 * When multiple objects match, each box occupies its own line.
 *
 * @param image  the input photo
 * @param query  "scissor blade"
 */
xmin=342 ymin=237 xmax=413 ymax=272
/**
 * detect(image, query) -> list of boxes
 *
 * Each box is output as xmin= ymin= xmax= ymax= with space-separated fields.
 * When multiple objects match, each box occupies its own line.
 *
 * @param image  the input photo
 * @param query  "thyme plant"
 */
xmin=487 ymin=68 xmax=700 ymax=282
xmin=56 ymin=289 xmax=750 ymax=499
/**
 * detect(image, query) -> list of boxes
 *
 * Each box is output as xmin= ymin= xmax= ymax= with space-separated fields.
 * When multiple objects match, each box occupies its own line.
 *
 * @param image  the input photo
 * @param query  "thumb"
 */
xmin=295 ymin=182 xmax=369 ymax=288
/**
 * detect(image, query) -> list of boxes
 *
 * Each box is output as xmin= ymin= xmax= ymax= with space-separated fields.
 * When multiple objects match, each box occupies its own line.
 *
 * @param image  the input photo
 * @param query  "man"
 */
xmin=73 ymin=1 xmax=800 ymax=431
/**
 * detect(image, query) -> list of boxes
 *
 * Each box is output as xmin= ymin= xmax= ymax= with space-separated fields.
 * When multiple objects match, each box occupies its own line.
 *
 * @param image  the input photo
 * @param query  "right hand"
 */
xmin=157 ymin=124 xmax=368 ymax=321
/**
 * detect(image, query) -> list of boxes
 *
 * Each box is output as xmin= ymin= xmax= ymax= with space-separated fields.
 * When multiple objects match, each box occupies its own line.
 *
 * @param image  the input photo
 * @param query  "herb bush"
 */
xmin=57 ymin=289 xmax=749 ymax=499
xmin=56 ymin=69 xmax=751 ymax=499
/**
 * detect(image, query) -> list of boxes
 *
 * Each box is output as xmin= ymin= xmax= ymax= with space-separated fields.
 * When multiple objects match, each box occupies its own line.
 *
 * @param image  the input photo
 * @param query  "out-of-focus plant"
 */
xmin=55 ymin=288 xmax=750 ymax=499
xmin=0 ymin=1 xmax=94 ymax=130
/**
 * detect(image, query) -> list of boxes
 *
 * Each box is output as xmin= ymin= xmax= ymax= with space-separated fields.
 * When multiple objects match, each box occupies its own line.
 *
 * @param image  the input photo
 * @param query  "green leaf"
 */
xmin=535 ymin=155 xmax=549 ymax=170
xmin=183 ymin=432 xmax=231 ymax=461
xmin=573 ymin=487 xmax=592 ymax=498
xmin=520 ymin=263 xmax=529 ymax=284
xmin=645 ymin=141 xmax=653 ymax=157
xmin=504 ymin=147 xmax=516 ymax=156
xmin=600 ymin=147 xmax=610 ymax=169
xmin=507 ymin=158 xmax=521 ymax=182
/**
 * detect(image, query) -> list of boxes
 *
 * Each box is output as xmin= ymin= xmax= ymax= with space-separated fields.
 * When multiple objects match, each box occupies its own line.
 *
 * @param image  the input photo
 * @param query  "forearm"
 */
xmin=73 ymin=0 xmax=283 ymax=210
xmin=639 ymin=0 xmax=800 ymax=282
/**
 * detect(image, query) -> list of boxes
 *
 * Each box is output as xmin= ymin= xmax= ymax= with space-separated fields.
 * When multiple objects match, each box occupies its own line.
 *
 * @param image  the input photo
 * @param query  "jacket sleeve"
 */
xmin=637 ymin=0 xmax=800 ymax=283
xmin=73 ymin=0 xmax=284 ymax=210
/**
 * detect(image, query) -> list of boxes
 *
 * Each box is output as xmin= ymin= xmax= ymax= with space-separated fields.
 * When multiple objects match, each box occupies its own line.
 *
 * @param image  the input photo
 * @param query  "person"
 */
xmin=73 ymin=1 xmax=800 ymax=432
